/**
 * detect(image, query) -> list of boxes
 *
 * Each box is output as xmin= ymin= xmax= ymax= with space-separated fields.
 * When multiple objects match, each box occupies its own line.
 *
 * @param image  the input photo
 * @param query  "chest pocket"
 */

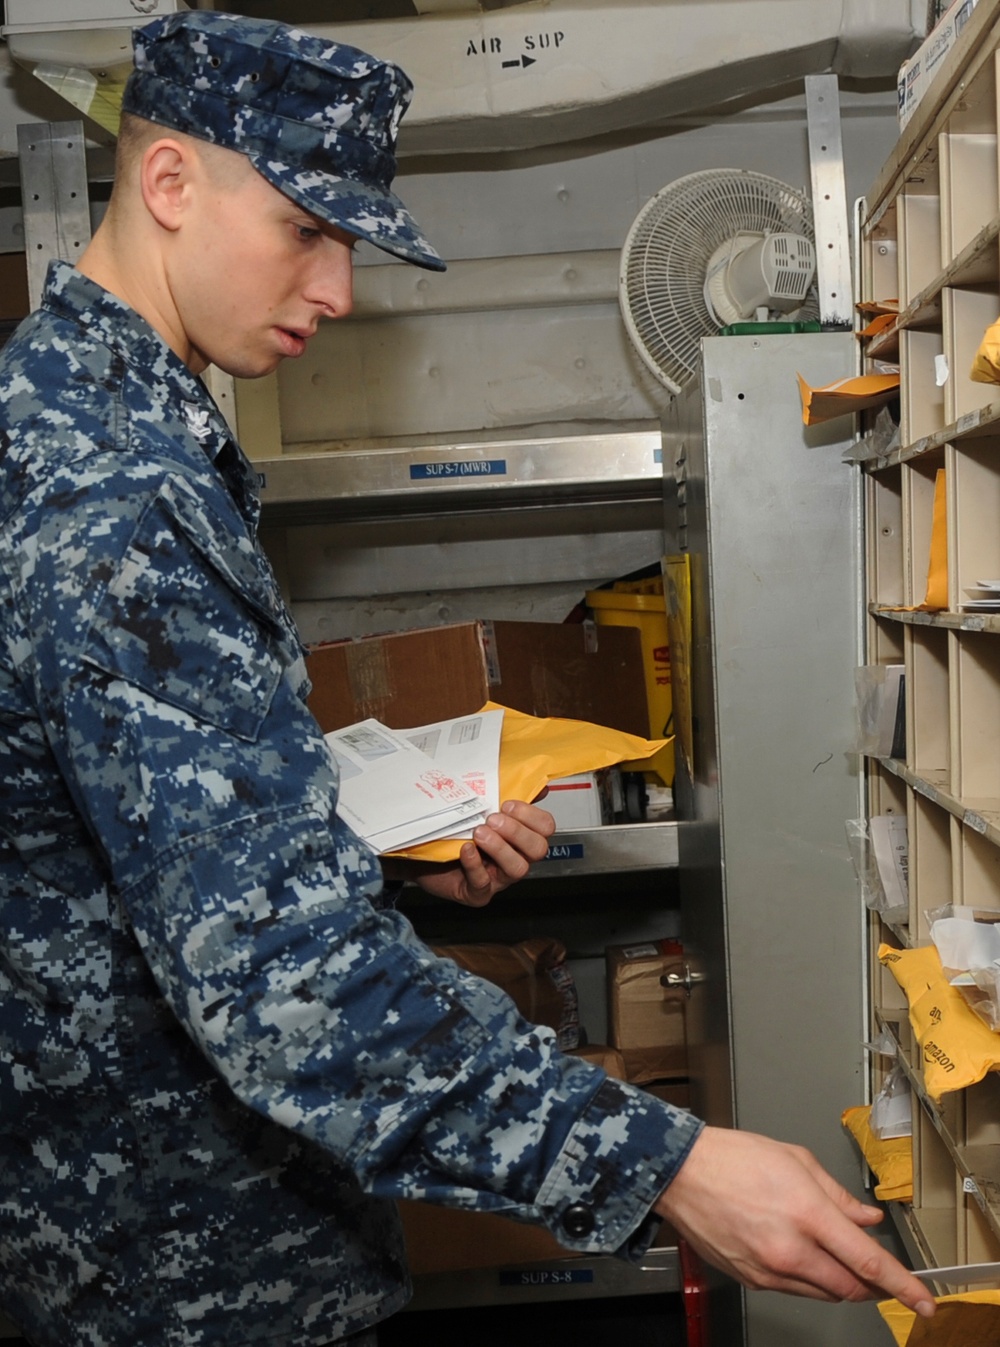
xmin=83 ymin=481 xmax=297 ymax=742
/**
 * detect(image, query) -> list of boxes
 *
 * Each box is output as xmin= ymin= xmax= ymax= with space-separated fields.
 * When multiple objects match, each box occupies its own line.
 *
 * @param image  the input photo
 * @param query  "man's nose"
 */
xmin=309 ymin=245 xmax=354 ymax=320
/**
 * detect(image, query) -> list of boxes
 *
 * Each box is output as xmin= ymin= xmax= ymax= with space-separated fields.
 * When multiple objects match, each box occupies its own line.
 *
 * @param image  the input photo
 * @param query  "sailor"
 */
xmin=0 ymin=12 xmax=934 ymax=1345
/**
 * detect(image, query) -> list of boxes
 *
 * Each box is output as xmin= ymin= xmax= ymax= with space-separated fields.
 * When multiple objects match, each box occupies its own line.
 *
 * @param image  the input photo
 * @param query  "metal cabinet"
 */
xmin=664 ymin=333 xmax=883 ymax=1347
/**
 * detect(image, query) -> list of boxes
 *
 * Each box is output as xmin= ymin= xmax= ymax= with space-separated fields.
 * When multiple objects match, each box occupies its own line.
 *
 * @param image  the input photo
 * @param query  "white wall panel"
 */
xmin=278 ymin=298 xmax=663 ymax=444
xmin=272 ymin=507 xmax=665 ymax=641
xmin=383 ymin=90 xmax=900 ymax=265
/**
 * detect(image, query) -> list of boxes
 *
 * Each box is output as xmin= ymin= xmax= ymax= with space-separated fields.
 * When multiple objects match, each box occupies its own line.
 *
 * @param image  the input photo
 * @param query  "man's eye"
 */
xmin=295 ymin=225 xmax=320 ymax=241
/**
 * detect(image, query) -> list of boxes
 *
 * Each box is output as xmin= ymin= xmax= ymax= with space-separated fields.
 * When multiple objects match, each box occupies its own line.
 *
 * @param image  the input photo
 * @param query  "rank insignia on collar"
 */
xmin=181 ymin=402 xmax=214 ymax=444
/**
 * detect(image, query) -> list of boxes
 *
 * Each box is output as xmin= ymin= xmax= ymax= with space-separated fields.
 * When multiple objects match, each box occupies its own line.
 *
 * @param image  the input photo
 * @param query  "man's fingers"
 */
xmin=793 ymin=1147 xmax=883 ymax=1225
xmin=470 ymin=803 xmax=554 ymax=882
xmin=680 ymin=1223 xmax=858 ymax=1303
xmin=495 ymin=802 xmax=554 ymax=864
xmin=470 ymin=822 xmax=530 ymax=885
xmin=500 ymin=799 xmax=555 ymax=843
xmin=654 ymin=1127 xmax=937 ymax=1316
xmin=815 ymin=1206 xmax=936 ymax=1317
xmin=790 ymin=1150 xmax=935 ymax=1314
xmin=412 ymin=801 xmax=553 ymax=907
xmin=454 ymin=841 xmax=495 ymax=906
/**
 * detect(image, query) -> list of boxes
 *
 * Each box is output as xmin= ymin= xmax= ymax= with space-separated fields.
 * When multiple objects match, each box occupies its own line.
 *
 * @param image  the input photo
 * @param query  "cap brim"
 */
xmin=248 ymin=154 xmax=446 ymax=272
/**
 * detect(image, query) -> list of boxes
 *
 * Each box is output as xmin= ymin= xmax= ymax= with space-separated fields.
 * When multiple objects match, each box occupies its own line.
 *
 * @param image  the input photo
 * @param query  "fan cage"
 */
xmin=619 ymin=169 xmax=817 ymax=394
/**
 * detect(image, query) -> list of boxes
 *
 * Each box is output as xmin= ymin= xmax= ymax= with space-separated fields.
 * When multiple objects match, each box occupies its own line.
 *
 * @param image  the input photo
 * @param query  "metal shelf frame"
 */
xmin=404 ymin=1246 xmax=681 ymax=1312
xmin=257 ymin=428 xmax=665 ymax=525
xmin=538 ymin=821 xmax=679 ymax=877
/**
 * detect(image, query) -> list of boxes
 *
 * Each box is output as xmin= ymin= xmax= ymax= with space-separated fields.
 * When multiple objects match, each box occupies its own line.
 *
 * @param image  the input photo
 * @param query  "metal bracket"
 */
xmin=660 ymin=964 xmax=707 ymax=999
xmin=17 ymin=120 xmax=92 ymax=311
xmin=805 ymin=74 xmax=853 ymax=329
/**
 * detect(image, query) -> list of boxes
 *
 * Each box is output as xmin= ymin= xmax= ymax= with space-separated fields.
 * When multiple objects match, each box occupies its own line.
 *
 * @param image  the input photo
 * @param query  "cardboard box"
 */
xmin=0 ymin=253 xmax=29 ymax=324
xmin=607 ymin=941 xmax=688 ymax=1084
xmin=396 ymin=1201 xmax=574 ymax=1276
xmin=568 ymin=1042 xmax=628 ymax=1080
xmin=643 ymin=1080 xmax=692 ymax=1111
xmin=306 ymin=619 xmax=648 ymax=737
xmin=897 ymin=0 xmax=977 ymax=128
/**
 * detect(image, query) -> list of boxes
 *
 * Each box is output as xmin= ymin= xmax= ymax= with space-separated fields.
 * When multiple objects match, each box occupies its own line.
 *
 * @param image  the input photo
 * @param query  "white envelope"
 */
xmin=326 ymin=710 xmax=504 ymax=855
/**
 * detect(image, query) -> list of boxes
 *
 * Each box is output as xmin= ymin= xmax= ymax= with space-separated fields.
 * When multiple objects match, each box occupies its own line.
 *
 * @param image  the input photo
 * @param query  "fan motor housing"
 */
xmin=706 ymin=232 xmax=816 ymax=326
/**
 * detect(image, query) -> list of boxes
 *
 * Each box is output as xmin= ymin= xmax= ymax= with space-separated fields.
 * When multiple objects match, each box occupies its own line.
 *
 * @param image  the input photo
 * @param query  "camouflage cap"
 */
xmin=124 ymin=10 xmax=445 ymax=271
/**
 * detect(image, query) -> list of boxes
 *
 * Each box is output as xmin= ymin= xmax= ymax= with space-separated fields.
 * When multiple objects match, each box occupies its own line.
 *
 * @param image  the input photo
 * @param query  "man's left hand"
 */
xmin=408 ymin=800 xmax=555 ymax=907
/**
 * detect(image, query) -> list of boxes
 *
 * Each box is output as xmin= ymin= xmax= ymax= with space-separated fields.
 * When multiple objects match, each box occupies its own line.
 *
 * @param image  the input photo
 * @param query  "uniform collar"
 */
xmin=41 ymin=260 xmax=233 ymax=468
xmin=41 ymin=260 xmax=261 ymax=530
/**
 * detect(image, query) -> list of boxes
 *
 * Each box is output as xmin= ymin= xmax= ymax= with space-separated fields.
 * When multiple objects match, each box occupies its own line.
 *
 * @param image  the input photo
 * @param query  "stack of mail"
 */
xmin=326 ymin=707 xmax=503 ymax=854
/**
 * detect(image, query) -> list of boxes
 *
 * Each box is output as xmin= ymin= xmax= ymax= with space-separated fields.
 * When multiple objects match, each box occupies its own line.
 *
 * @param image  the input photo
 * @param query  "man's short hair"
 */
xmin=114 ymin=111 xmax=246 ymax=190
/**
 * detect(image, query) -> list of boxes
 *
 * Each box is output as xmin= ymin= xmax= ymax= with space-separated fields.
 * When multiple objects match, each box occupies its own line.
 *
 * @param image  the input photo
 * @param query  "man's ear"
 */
xmin=138 ymin=138 xmax=193 ymax=233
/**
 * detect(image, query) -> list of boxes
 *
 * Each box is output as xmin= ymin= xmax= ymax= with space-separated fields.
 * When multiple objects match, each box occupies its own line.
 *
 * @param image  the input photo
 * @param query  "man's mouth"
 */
xmin=275 ymin=327 xmax=308 ymax=358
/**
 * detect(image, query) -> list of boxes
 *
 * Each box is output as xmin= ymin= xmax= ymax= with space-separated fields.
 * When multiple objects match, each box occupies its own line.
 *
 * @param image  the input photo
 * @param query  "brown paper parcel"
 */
xmin=430 ymin=937 xmax=578 ymax=1049
xmin=878 ymin=1292 xmax=1000 ymax=1347
xmin=607 ymin=943 xmax=687 ymax=1083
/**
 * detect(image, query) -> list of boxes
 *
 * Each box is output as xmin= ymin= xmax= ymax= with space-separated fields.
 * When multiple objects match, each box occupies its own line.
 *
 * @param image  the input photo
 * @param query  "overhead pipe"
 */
xmin=0 ymin=0 xmax=924 ymax=157
xmin=299 ymin=0 xmax=926 ymax=154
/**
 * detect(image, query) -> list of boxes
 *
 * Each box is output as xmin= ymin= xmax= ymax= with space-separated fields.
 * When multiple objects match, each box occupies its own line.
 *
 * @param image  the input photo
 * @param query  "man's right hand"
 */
xmin=655 ymin=1126 xmax=936 ymax=1317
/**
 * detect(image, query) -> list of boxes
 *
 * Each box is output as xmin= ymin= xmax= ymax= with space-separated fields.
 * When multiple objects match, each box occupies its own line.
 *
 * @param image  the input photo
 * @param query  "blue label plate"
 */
xmin=410 ymin=460 xmax=507 ymax=480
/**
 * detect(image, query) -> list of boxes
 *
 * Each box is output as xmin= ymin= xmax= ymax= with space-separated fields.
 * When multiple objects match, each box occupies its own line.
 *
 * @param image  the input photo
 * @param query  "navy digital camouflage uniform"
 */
xmin=0 ymin=13 xmax=703 ymax=1347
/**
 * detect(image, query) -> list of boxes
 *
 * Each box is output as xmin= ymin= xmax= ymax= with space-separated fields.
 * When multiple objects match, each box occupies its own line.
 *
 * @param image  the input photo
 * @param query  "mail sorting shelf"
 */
xmin=859 ymin=0 xmax=1000 ymax=1281
xmin=384 ymin=1248 xmax=700 ymax=1347
xmin=404 ymin=1246 xmax=681 ymax=1312
xmin=538 ymin=821 xmax=678 ymax=877
xmin=860 ymin=443 xmax=1000 ymax=1260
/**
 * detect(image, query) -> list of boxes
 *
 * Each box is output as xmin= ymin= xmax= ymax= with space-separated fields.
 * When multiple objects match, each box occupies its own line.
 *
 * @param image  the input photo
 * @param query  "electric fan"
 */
xmin=619 ymin=169 xmax=818 ymax=395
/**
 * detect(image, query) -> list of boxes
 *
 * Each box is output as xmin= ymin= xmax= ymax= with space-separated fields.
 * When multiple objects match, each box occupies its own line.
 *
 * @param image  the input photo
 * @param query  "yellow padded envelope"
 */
xmin=840 ymin=1104 xmax=913 ymax=1202
xmin=797 ymin=370 xmax=900 ymax=425
xmin=970 ymin=316 xmax=1000 ymax=384
xmin=878 ymin=943 xmax=1000 ymax=1101
xmin=879 ymin=467 xmax=947 ymax=613
xmin=921 ymin=468 xmax=948 ymax=611
xmin=389 ymin=702 xmax=672 ymax=862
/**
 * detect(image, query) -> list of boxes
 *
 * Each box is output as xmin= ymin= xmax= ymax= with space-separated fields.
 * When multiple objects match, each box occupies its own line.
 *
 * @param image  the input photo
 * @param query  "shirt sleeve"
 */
xmin=32 ymin=466 xmax=704 ymax=1257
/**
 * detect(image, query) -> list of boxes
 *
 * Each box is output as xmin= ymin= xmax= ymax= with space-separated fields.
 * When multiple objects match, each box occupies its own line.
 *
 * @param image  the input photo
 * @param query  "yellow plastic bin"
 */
xmin=585 ymin=587 xmax=674 ymax=787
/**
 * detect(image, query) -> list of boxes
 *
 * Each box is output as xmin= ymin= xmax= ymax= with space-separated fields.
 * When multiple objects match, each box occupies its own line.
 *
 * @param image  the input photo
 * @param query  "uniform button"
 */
xmin=561 ymin=1203 xmax=595 ymax=1238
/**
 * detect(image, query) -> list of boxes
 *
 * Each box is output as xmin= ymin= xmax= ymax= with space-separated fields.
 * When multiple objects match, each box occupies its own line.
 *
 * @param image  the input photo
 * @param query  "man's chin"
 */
xmin=207 ymin=352 xmax=284 ymax=381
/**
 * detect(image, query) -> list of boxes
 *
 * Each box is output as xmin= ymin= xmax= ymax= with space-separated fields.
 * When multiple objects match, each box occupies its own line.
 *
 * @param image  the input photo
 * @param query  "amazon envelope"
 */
xmin=878 ymin=943 xmax=1000 ymax=1101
